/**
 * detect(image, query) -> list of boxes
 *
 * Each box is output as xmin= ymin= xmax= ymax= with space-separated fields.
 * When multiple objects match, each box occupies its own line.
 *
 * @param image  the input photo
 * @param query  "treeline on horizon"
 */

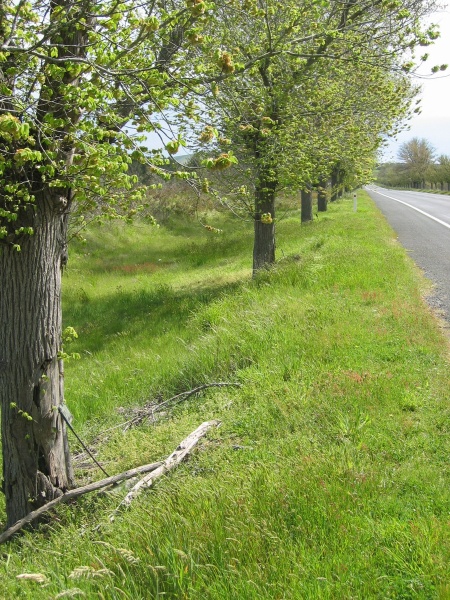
xmin=377 ymin=137 xmax=450 ymax=191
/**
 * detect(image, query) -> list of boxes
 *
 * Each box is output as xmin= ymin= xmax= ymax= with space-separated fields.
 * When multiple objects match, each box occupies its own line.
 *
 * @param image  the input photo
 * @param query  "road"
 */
xmin=366 ymin=186 xmax=450 ymax=323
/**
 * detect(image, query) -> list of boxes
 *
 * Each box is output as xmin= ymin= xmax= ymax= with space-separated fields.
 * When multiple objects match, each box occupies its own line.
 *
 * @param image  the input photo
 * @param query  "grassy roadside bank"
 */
xmin=1 ymin=192 xmax=449 ymax=599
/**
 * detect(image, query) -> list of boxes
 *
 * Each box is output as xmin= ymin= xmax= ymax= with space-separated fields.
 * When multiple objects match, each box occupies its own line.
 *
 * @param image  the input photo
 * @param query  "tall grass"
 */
xmin=0 ymin=194 xmax=449 ymax=599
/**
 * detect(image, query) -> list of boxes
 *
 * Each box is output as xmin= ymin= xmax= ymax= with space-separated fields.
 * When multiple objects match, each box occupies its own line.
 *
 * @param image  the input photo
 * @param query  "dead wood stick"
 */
xmin=154 ymin=383 xmax=241 ymax=413
xmin=0 ymin=461 xmax=162 ymax=545
xmin=114 ymin=420 xmax=220 ymax=515
xmin=123 ymin=382 xmax=240 ymax=430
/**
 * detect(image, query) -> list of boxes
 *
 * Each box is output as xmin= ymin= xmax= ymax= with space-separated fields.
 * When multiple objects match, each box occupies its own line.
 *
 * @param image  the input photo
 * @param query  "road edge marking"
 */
xmin=367 ymin=188 xmax=450 ymax=231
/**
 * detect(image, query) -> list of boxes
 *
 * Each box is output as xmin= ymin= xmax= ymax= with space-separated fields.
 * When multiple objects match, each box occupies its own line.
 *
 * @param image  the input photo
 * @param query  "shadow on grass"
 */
xmin=63 ymin=279 xmax=243 ymax=355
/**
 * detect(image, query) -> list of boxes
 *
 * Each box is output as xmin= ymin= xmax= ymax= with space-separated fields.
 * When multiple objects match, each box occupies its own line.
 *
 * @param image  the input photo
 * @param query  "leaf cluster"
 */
xmin=0 ymin=0 xmax=219 ymax=241
xmin=174 ymin=0 xmax=439 ymax=214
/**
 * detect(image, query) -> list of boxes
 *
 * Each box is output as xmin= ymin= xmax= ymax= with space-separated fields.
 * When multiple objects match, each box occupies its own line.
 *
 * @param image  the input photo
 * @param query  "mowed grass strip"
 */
xmin=0 ymin=192 xmax=449 ymax=599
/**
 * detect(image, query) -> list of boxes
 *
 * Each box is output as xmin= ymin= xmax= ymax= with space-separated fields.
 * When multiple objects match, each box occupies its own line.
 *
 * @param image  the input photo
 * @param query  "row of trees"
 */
xmin=181 ymin=0 xmax=435 ymax=271
xmin=377 ymin=137 xmax=450 ymax=189
xmin=0 ymin=0 xmax=443 ymax=527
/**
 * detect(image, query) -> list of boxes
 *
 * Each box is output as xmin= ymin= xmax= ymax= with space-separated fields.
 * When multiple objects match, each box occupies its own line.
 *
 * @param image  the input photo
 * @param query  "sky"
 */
xmin=381 ymin=7 xmax=450 ymax=161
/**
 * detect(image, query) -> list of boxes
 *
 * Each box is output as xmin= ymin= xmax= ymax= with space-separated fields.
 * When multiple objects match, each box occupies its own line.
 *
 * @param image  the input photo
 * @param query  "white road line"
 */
xmin=368 ymin=188 xmax=450 ymax=231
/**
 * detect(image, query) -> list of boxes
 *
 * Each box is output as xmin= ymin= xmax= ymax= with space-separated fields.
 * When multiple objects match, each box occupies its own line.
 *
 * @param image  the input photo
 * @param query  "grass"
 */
xmin=0 ymin=193 xmax=449 ymax=599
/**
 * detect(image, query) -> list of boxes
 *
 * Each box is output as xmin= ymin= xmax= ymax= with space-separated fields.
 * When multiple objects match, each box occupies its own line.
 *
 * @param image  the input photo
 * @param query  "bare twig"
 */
xmin=157 ymin=383 xmax=240 ymax=412
xmin=0 ymin=461 xmax=162 ymax=544
xmin=112 ymin=420 xmax=221 ymax=516
xmin=72 ymin=382 xmax=236 ymax=470
xmin=123 ymin=382 xmax=240 ymax=430
xmin=59 ymin=406 xmax=111 ymax=478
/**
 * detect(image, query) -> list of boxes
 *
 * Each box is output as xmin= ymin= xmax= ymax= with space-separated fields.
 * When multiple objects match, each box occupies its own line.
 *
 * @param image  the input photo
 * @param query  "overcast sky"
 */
xmin=382 ymin=8 xmax=450 ymax=161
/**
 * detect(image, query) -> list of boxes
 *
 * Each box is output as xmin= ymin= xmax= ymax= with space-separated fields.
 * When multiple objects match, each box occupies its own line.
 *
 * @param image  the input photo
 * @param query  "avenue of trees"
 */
xmin=0 ymin=0 xmax=442 ymax=528
xmin=377 ymin=137 xmax=450 ymax=190
xmin=182 ymin=0 xmax=437 ymax=272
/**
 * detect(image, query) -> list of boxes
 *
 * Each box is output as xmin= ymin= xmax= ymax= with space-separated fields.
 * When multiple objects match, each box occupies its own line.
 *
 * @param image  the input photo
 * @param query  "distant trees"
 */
xmin=377 ymin=138 xmax=450 ymax=190
xmin=435 ymin=155 xmax=450 ymax=190
xmin=397 ymin=137 xmax=436 ymax=188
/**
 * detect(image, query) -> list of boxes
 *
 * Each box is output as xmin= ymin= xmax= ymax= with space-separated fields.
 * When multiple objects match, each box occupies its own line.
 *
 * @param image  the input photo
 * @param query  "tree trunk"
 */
xmin=317 ymin=179 xmax=328 ymax=212
xmin=0 ymin=195 xmax=74 ymax=528
xmin=331 ymin=169 xmax=339 ymax=202
xmin=253 ymin=182 xmax=276 ymax=275
xmin=301 ymin=187 xmax=313 ymax=223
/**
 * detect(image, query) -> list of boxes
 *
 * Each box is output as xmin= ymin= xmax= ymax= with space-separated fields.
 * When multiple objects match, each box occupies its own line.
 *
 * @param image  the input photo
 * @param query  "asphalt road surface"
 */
xmin=366 ymin=186 xmax=450 ymax=323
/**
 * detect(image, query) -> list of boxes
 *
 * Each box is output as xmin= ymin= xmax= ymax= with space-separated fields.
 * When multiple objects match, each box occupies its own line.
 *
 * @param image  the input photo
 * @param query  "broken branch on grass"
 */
xmin=0 ymin=461 xmax=162 ymax=544
xmin=112 ymin=420 xmax=221 ymax=517
xmin=123 ymin=382 xmax=240 ymax=430
xmin=1 ymin=420 xmax=221 ymax=543
xmin=73 ymin=383 xmax=238 ymax=467
xmin=156 ymin=383 xmax=240 ymax=412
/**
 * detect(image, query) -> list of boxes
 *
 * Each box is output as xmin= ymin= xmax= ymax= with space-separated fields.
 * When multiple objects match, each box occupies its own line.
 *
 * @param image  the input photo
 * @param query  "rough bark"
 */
xmin=253 ymin=181 xmax=276 ymax=274
xmin=301 ymin=187 xmax=313 ymax=223
xmin=0 ymin=194 xmax=74 ymax=527
xmin=317 ymin=179 xmax=328 ymax=212
xmin=330 ymin=169 xmax=339 ymax=202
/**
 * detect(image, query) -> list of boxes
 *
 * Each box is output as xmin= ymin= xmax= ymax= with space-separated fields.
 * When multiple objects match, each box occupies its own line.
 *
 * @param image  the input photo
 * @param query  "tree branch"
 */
xmin=0 ymin=461 xmax=163 ymax=544
xmin=1 ymin=420 xmax=221 ymax=543
xmin=113 ymin=420 xmax=221 ymax=515
xmin=122 ymin=382 xmax=240 ymax=430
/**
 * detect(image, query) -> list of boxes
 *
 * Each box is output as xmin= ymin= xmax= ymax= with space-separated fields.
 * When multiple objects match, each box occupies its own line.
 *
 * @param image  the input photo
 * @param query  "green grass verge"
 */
xmin=0 ymin=193 xmax=449 ymax=599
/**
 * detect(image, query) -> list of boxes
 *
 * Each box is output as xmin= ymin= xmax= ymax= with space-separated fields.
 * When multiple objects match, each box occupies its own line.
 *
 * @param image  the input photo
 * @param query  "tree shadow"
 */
xmin=63 ymin=278 xmax=243 ymax=355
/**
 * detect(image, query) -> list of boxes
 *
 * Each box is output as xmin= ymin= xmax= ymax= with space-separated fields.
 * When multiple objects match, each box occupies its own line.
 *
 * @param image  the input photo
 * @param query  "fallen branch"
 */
xmin=155 ymin=383 xmax=240 ymax=413
xmin=72 ymin=383 xmax=238 ymax=469
xmin=1 ymin=420 xmax=221 ymax=543
xmin=0 ymin=461 xmax=162 ymax=545
xmin=122 ymin=382 xmax=240 ymax=430
xmin=113 ymin=420 xmax=220 ymax=516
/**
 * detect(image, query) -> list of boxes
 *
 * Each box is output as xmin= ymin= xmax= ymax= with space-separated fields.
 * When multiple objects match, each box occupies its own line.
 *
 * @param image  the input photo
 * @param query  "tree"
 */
xmin=0 ymin=0 xmax=245 ymax=527
xmin=317 ymin=179 xmax=329 ymax=212
xmin=301 ymin=187 xmax=313 ymax=223
xmin=285 ymin=61 xmax=416 ymax=200
xmin=436 ymin=155 xmax=450 ymax=190
xmin=192 ymin=0 xmax=438 ymax=273
xmin=397 ymin=137 xmax=436 ymax=187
